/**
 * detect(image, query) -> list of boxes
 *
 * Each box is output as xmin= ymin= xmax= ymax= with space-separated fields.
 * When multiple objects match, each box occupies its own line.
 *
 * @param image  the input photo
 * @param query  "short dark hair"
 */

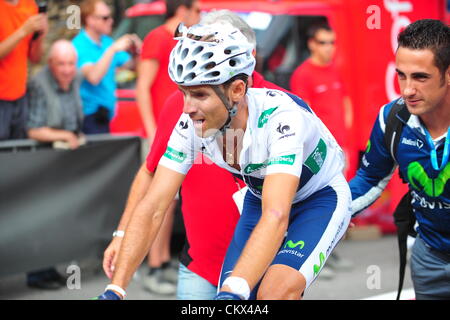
xmin=397 ymin=19 xmax=450 ymax=77
xmin=306 ymin=23 xmax=333 ymax=40
xmin=165 ymin=0 xmax=196 ymax=20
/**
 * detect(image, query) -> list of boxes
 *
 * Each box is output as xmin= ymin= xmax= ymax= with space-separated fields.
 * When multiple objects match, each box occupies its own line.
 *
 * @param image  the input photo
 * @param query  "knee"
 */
xmin=256 ymin=264 xmax=306 ymax=300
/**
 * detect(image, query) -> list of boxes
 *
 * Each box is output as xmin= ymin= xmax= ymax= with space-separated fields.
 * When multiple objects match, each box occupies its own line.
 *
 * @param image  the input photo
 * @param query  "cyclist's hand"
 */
xmin=103 ymin=236 xmax=123 ymax=279
xmin=214 ymin=291 xmax=243 ymax=300
xmin=92 ymin=290 xmax=122 ymax=300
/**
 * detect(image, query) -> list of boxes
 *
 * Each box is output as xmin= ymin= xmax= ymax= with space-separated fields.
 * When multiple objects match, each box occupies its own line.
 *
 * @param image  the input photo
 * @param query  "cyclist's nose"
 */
xmin=183 ymin=96 xmax=197 ymax=114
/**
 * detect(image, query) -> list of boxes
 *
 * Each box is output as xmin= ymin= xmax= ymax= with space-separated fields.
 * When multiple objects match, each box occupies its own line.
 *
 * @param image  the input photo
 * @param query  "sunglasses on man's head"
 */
xmin=174 ymin=23 xmax=219 ymax=43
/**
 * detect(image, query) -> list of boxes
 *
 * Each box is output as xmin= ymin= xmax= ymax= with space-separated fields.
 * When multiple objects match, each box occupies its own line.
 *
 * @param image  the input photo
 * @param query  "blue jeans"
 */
xmin=176 ymin=263 xmax=217 ymax=300
xmin=0 ymin=95 xmax=28 ymax=140
xmin=410 ymin=235 xmax=450 ymax=300
xmin=82 ymin=113 xmax=110 ymax=134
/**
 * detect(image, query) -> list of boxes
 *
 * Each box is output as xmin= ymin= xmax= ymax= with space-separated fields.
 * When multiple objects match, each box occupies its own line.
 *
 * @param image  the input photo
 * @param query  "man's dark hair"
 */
xmin=165 ymin=0 xmax=195 ymax=20
xmin=398 ymin=19 xmax=450 ymax=78
xmin=306 ymin=23 xmax=333 ymax=40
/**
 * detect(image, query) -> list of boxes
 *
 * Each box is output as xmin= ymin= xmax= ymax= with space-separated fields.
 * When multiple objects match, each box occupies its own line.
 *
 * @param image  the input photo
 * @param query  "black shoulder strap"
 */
xmin=384 ymin=100 xmax=415 ymax=300
xmin=384 ymin=100 xmax=408 ymax=164
xmin=393 ymin=192 xmax=416 ymax=300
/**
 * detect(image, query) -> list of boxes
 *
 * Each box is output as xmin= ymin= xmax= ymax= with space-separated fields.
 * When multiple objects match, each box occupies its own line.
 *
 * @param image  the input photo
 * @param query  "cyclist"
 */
xmin=350 ymin=19 xmax=450 ymax=300
xmin=96 ymin=22 xmax=351 ymax=300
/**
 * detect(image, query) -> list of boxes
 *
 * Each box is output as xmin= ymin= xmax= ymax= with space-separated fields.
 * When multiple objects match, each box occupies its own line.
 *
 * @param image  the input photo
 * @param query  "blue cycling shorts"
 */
xmin=218 ymin=174 xmax=351 ymax=299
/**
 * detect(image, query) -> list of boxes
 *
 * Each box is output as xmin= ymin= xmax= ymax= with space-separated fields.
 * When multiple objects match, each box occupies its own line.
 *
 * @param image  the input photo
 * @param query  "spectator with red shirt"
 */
xmin=134 ymin=0 xmax=201 ymax=295
xmin=102 ymin=11 xmax=287 ymax=299
xmin=290 ymin=23 xmax=353 ymax=169
xmin=0 ymin=0 xmax=48 ymax=140
xmin=137 ymin=0 xmax=201 ymax=143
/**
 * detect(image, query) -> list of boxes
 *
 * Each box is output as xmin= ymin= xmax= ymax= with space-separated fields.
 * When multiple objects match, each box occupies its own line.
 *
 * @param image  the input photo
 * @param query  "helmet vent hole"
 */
xmin=224 ymin=46 xmax=238 ymax=54
xmin=177 ymin=64 xmax=183 ymax=77
xmin=202 ymin=52 xmax=214 ymax=60
xmin=229 ymin=59 xmax=236 ymax=67
xmin=205 ymin=71 xmax=220 ymax=78
xmin=193 ymin=46 xmax=204 ymax=56
xmin=185 ymin=73 xmax=196 ymax=81
xmin=186 ymin=60 xmax=197 ymax=71
xmin=181 ymin=48 xmax=189 ymax=59
xmin=203 ymin=61 xmax=216 ymax=70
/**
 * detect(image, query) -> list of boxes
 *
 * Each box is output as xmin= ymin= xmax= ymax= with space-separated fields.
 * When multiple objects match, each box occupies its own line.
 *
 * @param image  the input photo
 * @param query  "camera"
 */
xmin=127 ymin=37 xmax=140 ymax=56
xmin=37 ymin=1 xmax=47 ymax=13
xmin=32 ymin=1 xmax=47 ymax=40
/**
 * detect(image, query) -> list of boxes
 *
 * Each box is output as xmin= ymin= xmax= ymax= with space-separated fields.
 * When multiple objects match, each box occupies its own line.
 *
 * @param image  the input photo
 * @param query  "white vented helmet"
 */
xmin=168 ymin=23 xmax=256 ymax=86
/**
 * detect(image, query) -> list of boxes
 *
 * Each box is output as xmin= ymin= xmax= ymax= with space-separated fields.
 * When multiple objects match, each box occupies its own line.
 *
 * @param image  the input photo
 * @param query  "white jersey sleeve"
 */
xmin=158 ymin=113 xmax=200 ymax=175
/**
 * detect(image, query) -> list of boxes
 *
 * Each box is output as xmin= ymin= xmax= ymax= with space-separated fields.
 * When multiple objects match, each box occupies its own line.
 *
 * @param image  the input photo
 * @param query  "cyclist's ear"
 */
xmin=228 ymin=79 xmax=247 ymax=102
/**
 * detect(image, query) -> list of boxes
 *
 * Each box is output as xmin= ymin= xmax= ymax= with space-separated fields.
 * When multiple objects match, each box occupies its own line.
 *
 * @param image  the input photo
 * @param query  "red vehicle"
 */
xmin=111 ymin=0 xmax=447 ymax=231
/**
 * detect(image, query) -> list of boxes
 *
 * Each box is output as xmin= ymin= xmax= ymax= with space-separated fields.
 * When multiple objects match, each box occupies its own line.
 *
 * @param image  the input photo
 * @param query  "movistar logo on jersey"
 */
xmin=402 ymin=137 xmax=424 ymax=149
xmin=304 ymin=139 xmax=327 ymax=174
xmin=243 ymin=154 xmax=296 ymax=174
xmin=408 ymin=161 xmax=450 ymax=197
xmin=313 ymin=252 xmax=326 ymax=276
xmin=163 ymin=146 xmax=187 ymax=163
xmin=284 ymin=240 xmax=305 ymax=249
xmin=257 ymin=107 xmax=278 ymax=128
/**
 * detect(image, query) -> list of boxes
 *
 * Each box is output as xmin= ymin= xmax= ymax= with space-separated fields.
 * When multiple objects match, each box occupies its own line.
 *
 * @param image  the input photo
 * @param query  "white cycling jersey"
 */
xmin=159 ymin=88 xmax=345 ymax=203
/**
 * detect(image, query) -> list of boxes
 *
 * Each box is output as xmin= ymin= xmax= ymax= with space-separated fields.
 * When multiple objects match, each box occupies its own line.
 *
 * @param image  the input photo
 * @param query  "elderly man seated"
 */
xmin=27 ymin=39 xmax=84 ymax=149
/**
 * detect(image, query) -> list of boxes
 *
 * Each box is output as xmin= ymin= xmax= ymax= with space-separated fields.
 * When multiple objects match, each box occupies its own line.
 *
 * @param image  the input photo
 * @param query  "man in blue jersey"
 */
xmin=350 ymin=19 xmax=449 ymax=300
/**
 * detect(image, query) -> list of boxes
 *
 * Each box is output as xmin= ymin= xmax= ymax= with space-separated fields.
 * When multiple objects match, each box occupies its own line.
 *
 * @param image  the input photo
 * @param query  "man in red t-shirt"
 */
xmin=290 ymin=24 xmax=353 ymax=177
xmin=102 ymin=11 xmax=288 ymax=299
xmin=134 ymin=0 xmax=201 ymax=295
xmin=137 ymin=0 xmax=201 ymax=142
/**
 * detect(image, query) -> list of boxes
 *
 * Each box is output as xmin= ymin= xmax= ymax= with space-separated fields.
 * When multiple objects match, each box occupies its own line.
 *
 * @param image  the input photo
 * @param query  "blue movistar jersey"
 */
xmin=350 ymin=98 xmax=450 ymax=253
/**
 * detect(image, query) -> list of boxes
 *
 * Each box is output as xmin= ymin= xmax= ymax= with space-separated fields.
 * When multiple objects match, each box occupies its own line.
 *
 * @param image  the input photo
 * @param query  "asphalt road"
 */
xmin=0 ymin=234 xmax=414 ymax=300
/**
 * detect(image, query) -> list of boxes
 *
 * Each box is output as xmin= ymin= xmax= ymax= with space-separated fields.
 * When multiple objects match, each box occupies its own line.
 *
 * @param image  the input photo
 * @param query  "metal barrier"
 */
xmin=0 ymin=135 xmax=141 ymax=276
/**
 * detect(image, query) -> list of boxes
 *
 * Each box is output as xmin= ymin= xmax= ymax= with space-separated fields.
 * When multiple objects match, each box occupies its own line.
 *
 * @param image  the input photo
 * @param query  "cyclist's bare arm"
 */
xmin=116 ymin=163 xmax=153 ymax=231
xmin=222 ymin=173 xmax=299 ymax=291
xmin=102 ymin=163 xmax=153 ymax=278
xmin=110 ymin=165 xmax=185 ymax=292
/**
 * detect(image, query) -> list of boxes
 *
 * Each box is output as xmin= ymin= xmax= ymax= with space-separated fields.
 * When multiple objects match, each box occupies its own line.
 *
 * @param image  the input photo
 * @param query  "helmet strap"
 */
xmin=212 ymin=85 xmax=238 ymax=134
